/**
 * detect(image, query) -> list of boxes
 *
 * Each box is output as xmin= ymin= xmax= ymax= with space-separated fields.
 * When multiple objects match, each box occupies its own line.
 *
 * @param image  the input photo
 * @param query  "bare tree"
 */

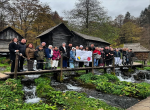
xmin=9 ymin=0 xmax=40 ymax=38
xmin=114 ymin=14 xmax=124 ymax=28
xmin=64 ymin=0 xmax=107 ymax=28
xmin=0 ymin=0 xmax=10 ymax=31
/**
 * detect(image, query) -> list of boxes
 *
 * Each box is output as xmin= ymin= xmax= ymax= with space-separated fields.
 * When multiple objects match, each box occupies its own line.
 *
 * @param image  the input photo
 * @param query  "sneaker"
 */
xmin=109 ymin=65 xmax=112 ymax=66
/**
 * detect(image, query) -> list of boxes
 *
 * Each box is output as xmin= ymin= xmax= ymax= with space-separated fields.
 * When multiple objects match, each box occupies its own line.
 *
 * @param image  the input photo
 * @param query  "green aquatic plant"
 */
xmin=78 ymin=73 xmax=150 ymax=98
xmin=35 ymin=77 xmax=123 ymax=110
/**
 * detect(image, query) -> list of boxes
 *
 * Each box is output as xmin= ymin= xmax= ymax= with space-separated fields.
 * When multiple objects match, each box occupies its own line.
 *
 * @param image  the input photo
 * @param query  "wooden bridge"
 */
xmin=0 ymin=62 xmax=142 ymax=81
xmin=0 ymin=53 xmax=144 ymax=81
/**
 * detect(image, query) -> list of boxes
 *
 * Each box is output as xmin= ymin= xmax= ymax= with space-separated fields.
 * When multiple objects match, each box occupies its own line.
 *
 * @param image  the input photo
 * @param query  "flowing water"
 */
xmin=22 ymin=75 xmax=41 ymax=103
xmin=19 ymin=67 xmax=150 ymax=109
xmin=51 ymin=76 xmax=140 ymax=109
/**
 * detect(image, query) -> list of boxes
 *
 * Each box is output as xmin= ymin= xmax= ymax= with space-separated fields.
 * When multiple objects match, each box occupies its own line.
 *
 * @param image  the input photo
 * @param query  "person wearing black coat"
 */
xmin=9 ymin=38 xmax=19 ymax=72
xmin=109 ymin=48 xmax=114 ymax=66
xmin=59 ymin=42 xmax=68 ymax=68
xmin=104 ymin=46 xmax=110 ymax=66
xmin=67 ymin=43 xmax=72 ymax=67
xmin=18 ymin=39 xmax=26 ymax=71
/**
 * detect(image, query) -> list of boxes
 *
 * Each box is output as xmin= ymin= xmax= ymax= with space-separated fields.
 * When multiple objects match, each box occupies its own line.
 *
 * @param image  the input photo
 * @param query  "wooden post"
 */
xmin=104 ymin=58 xmax=106 ymax=73
xmin=59 ymin=53 xmax=63 ymax=82
xmin=14 ymin=53 xmax=19 ymax=79
xmin=92 ymin=54 xmax=94 ymax=74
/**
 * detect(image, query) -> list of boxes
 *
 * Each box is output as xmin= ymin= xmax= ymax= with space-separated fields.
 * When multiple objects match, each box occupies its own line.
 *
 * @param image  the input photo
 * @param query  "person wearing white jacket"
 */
xmin=48 ymin=45 xmax=53 ymax=69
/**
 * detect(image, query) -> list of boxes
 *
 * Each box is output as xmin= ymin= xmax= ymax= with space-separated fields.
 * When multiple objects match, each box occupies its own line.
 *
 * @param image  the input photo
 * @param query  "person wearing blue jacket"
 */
xmin=69 ymin=47 xmax=76 ymax=68
xmin=45 ymin=47 xmax=51 ymax=70
xmin=114 ymin=49 xmax=121 ymax=66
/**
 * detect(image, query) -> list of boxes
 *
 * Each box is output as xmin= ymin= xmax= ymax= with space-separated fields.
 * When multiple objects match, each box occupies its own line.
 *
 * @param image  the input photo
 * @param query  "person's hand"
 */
xmin=49 ymin=58 xmax=50 ymax=59
xmin=28 ymin=58 xmax=30 ymax=60
xmin=16 ymin=50 xmax=19 ymax=52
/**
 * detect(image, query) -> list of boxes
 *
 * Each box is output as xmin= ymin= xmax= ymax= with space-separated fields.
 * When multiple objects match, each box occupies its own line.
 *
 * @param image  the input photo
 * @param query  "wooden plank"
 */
xmin=0 ymin=73 xmax=10 ymax=79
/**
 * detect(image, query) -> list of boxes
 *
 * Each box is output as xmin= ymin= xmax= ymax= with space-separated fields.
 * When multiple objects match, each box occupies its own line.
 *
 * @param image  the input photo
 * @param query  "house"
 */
xmin=0 ymin=27 xmax=23 ymax=53
xmin=36 ymin=23 xmax=110 ymax=48
xmin=124 ymin=43 xmax=150 ymax=63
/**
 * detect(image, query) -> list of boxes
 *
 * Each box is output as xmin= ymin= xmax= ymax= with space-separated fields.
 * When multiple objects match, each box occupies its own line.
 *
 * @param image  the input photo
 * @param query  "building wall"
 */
xmin=52 ymin=26 xmax=72 ymax=47
xmin=0 ymin=29 xmax=21 ymax=40
xmin=71 ymin=35 xmax=86 ymax=47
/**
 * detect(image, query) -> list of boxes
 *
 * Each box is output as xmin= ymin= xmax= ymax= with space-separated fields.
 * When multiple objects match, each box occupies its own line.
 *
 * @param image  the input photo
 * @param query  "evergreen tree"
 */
xmin=123 ymin=11 xmax=131 ymax=23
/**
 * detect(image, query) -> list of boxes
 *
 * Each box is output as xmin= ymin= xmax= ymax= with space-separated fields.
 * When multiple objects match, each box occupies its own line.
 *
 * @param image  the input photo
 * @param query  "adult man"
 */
xmin=114 ymin=49 xmax=121 ymax=66
xmin=89 ymin=44 xmax=95 ymax=51
xmin=18 ymin=39 xmax=26 ymax=71
xmin=104 ymin=46 xmax=110 ymax=66
xmin=9 ymin=38 xmax=19 ymax=72
xmin=59 ymin=42 xmax=68 ymax=68
xmin=67 ymin=43 xmax=72 ymax=67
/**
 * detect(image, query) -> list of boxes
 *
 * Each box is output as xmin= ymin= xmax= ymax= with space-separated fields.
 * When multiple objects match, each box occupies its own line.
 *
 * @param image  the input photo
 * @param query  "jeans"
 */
xmin=63 ymin=59 xmax=67 ymax=68
xmin=69 ymin=62 xmax=74 ymax=68
xmin=94 ymin=59 xmax=99 ymax=66
xmin=45 ymin=58 xmax=51 ymax=68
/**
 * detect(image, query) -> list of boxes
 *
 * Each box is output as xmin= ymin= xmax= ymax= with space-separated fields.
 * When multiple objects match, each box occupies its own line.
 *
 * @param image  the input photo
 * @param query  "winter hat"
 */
xmin=80 ymin=45 xmax=83 ymax=48
xmin=72 ymin=47 xmax=76 ymax=49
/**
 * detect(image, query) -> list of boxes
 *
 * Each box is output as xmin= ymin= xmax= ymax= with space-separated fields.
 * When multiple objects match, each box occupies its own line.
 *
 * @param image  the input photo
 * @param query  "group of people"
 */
xmin=9 ymin=38 xmax=134 ymax=72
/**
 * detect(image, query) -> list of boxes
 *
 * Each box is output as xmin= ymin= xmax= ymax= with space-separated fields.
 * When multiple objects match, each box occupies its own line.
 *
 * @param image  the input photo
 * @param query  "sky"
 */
xmin=39 ymin=0 xmax=150 ymax=20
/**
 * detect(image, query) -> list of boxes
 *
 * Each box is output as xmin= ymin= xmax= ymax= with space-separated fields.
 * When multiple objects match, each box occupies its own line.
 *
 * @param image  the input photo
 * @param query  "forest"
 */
xmin=0 ymin=0 xmax=150 ymax=49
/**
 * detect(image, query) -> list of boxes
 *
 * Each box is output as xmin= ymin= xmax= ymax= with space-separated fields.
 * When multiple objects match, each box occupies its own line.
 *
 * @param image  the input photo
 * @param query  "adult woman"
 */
xmin=48 ymin=45 xmax=53 ymax=69
xmin=26 ymin=43 xmax=35 ymax=71
xmin=99 ymin=48 xmax=105 ymax=67
xmin=52 ymin=46 xmax=61 ymax=69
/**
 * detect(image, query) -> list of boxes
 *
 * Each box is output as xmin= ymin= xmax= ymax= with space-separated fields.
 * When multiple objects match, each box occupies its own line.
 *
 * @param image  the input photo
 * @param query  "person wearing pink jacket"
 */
xmin=52 ymin=47 xmax=61 ymax=69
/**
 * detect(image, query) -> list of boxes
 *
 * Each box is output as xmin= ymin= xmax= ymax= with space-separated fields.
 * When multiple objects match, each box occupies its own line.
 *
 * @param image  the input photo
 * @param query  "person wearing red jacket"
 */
xmin=93 ymin=47 xmax=101 ymax=67
xmin=52 ymin=47 xmax=61 ymax=69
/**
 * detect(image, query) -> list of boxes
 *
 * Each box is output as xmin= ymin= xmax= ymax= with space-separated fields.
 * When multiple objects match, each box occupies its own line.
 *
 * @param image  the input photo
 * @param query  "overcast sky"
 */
xmin=40 ymin=0 xmax=150 ymax=20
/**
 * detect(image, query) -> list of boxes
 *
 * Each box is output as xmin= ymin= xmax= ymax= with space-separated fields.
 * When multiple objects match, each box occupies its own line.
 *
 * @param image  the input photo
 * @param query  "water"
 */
xmin=24 ymin=85 xmax=41 ymax=103
xmin=22 ymin=75 xmax=41 ymax=104
xmin=51 ymin=77 xmax=139 ymax=109
xmin=115 ymin=69 xmax=150 ymax=83
xmin=20 ymin=66 xmax=150 ymax=108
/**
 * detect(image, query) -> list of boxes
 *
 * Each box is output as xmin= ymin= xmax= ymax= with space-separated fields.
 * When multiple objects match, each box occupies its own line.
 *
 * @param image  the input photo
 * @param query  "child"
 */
xmin=34 ymin=45 xmax=45 ymax=70
xmin=52 ymin=46 xmax=61 ymax=69
xmin=69 ymin=47 xmax=76 ymax=68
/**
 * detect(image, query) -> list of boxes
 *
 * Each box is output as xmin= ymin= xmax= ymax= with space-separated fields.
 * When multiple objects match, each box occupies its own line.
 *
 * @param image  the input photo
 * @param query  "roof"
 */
xmin=124 ymin=43 xmax=150 ymax=52
xmin=36 ymin=23 xmax=72 ymax=38
xmin=72 ymin=31 xmax=110 ymax=44
xmin=0 ymin=27 xmax=23 ymax=39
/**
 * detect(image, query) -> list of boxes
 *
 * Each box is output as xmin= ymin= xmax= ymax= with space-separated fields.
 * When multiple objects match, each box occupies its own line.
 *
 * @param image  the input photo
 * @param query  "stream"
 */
xmin=19 ymin=67 xmax=150 ymax=109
